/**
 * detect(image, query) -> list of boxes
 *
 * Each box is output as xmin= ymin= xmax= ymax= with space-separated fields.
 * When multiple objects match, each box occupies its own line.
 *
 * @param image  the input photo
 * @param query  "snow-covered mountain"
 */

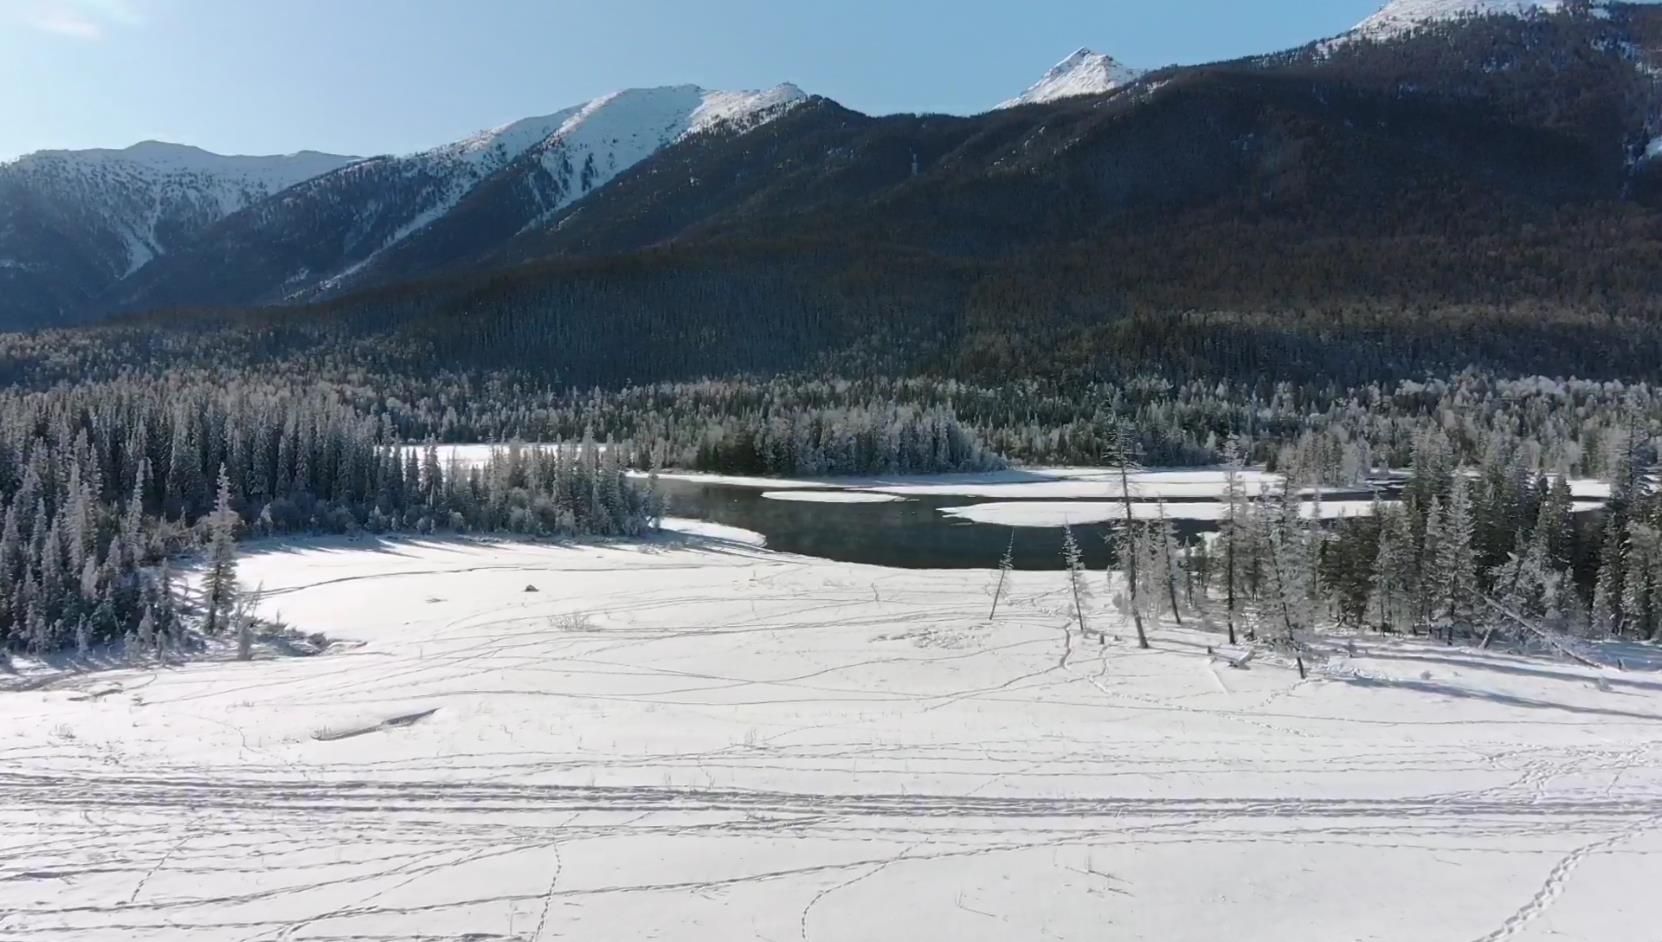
xmin=1351 ymin=0 xmax=1602 ymax=40
xmin=998 ymin=49 xmax=1143 ymax=109
xmin=1 ymin=142 xmax=355 ymax=277
xmin=0 ymin=142 xmax=357 ymax=324
xmin=117 ymin=83 xmax=808 ymax=309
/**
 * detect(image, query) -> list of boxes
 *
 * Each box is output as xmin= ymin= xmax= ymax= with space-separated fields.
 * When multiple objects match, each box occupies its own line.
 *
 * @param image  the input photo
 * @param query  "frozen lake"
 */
xmin=648 ymin=468 xmax=1605 ymax=570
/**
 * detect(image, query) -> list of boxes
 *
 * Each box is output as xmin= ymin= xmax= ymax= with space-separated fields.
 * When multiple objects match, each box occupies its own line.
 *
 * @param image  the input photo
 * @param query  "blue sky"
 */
xmin=1 ymin=0 xmax=1389 ymax=160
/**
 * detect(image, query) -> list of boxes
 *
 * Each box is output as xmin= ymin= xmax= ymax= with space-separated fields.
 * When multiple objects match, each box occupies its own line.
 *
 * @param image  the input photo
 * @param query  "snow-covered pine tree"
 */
xmin=1420 ymin=496 xmax=1449 ymax=634
xmin=1154 ymin=503 xmax=1183 ymax=626
xmin=1220 ymin=438 xmax=1246 ymax=644
xmin=1620 ymin=522 xmax=1659 ymax=640
xmin=203 ymin=465 xmax=239 ymax=637
xmin=136 ymin=606 xmax=155 ymax=662
xmin=421 ymin=441 xmax=443 ymax=511
xmin=1062 ymin=526 xmax=1091 ymax=640
xmin=122 ymin=457 xmax=148 ymax=566
xmin=1438 ymin=474 xmax=1479 ymax=638
xmin=1273 ymin=486 xmax=1311 ymax=641
xmin=1592 ymin=516 xmax=1625 ymax=636
xmin=1371 ymin=503 xmax=1413 ymax=632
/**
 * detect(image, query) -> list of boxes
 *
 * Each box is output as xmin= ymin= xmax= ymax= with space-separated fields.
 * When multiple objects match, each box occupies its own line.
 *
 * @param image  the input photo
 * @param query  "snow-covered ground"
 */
xmin=2 ymin=531 xmax=1658 ymax=940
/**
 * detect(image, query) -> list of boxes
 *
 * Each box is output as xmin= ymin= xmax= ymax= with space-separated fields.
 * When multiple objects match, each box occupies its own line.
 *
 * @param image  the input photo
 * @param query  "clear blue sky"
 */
xmin=1 ymin=0 xmax=1388 ymax=160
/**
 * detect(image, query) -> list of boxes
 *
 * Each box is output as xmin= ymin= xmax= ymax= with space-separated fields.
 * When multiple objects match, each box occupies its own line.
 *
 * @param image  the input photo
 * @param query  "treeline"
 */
xmin=1117 ymin=427 xmax=1635 ymax=645
xmin=0 ymin=378 xmax=664 ymax=656
xmin=6 ymin=325 xmax=1662 ymax=481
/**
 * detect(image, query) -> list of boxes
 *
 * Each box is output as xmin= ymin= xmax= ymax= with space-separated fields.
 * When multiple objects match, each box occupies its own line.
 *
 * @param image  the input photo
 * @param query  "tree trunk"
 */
xmin=1119 ymin=461 xmax=1148 ymax=649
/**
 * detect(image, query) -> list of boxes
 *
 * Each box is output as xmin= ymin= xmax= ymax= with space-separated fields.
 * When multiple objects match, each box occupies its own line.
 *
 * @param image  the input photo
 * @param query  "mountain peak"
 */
xmin=1351 ymin=0 xmax=1602 ymax=40
xmin=122 ymin=140 xmax=212 ymax=159
xmin=998 ymin=48 xmax=1142 ymax=110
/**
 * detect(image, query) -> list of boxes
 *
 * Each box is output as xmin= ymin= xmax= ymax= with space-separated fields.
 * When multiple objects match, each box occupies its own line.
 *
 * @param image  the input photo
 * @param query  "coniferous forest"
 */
xmin=2 ymin=312 xmax=1662 ymax=656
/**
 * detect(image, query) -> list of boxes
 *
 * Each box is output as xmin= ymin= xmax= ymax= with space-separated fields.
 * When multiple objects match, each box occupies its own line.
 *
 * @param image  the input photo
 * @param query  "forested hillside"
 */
xmin=79 ymin=7 xmax=1662 ymax=391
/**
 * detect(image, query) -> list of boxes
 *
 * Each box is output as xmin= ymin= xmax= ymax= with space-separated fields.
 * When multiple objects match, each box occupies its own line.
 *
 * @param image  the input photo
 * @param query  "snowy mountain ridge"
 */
xmin=0 ymin=142 xmax=359 ymax=277
xmin=511 ymin=84 xmax=807 ymax=234
xmin=1351 ymin=0 xmax=1607 ymax=40
xmin=999 ymin=48 xmax=1143 ymax=109
xmin=304 ymin=83 xmax=808 ymax=295
xmin=108 ymin=82 xmax=809 ymax=308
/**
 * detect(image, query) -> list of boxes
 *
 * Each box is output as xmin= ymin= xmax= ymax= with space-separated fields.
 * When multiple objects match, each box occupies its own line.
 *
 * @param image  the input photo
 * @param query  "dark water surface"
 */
xmin=658 ymin=476 xmax=1601 ymax=571
xmin=657 ymin=479 xmax=1209 ymax=571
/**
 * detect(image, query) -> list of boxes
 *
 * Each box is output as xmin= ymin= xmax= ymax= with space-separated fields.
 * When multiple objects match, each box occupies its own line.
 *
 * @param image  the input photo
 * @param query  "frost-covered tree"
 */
xmin=1592 ymin=516 xmax=1625 ymax=635
xmin=1062 ymin=526 xmax=1091 ymax=640
xmin=1371 ymin=504 xmax=1415 ymax=631
xmin=1420 ymin=496 xmax=1449 ymax=633
xmin=1152 ymin=504 xmax=1184 ymax=626
xmin=1266 ymin=479 xmax=1314 ymax=640
xmin=203 ymin=465 xmax=239 ymax=637
xmin=1105 ymin=422 xmax=1149 ymax=649
xmin=1621 ymin=522 xmax=1660 ymax=640
xmin=1437 ymin=475 xmax=1479 ymax=635
xmin=1219 ymin=439 xmax=1247 ymax=644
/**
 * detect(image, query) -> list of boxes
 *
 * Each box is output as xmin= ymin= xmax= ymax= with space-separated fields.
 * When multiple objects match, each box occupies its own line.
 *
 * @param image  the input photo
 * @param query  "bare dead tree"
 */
xmin=990 ymin=531 xmax=1015 ymax=620
xmin=1106 ymin=424 xmax=1149 ymax=650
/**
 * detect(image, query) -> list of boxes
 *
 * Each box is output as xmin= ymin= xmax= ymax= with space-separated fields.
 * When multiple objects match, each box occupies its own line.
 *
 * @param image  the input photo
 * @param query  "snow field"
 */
xmin=0 ymin=531 xmax=1658 ymax=940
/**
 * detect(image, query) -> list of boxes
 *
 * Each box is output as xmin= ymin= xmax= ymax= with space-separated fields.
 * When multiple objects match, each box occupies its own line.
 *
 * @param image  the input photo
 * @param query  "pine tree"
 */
xmin=1154 ymin=504 xmax=1183 ymax=626
xmin=1371 ymin=504 xmax=1414 ymax=632
xmin=136 ymin=606 xmax=155 ymax=662
xmin=1220 ymin=441 xmax=1246 ymax=644
xmin=1420 ymin=496 xmax=1449 ymax=633
xmin=1266 ymin=478 xmax=1312 ymax=640
xmin=203 ymin=465 xmax=239 ymax=637
xmin=1062 ymin=526 xmax=1091 ymax=641
xmin=1621 ymin=522 xmax=1659 ymax=640
xmin=1592 ymin=516 xmax=1625 ymax=635
xmin=1438 ymin=475 xmax=1479 ymax=636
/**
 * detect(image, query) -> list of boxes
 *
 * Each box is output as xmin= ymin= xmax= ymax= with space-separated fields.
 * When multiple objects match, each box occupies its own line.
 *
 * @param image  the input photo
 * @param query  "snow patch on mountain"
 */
xmin=689 ymin=83 xmax=807 ymax=135
xmin=1351 ymin=0 xmax=1606 ymax=40
xmin=519 ymin=84 xmax=806 ymax=228
xmin=998 ymin=49 xmax=1142 ymax=109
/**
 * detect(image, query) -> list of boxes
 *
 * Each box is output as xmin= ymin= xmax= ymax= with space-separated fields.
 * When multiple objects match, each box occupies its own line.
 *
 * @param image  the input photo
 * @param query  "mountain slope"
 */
xmin=998 ymin=49 xmax=1143 ymax=109
xmin=233 ymin=5 xmax=1662 ymax=389
xmin=113 ymin=84 xmax=806 ymax=312
xmin=0 ymin=143 xmax=357 ymax=325
xmin=337 ymin=84 xmax=806 ymax=291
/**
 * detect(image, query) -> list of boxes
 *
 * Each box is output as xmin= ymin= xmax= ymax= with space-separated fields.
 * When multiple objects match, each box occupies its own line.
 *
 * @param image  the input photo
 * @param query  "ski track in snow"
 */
xmin=0 ymin=535 xmax=1659 ymax=940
